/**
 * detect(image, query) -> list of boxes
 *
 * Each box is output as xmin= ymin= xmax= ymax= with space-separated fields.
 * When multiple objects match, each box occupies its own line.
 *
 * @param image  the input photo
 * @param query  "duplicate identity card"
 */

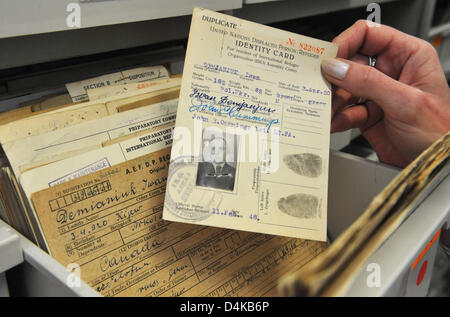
xmin=163 ymin=8 xmax=337 ymax=241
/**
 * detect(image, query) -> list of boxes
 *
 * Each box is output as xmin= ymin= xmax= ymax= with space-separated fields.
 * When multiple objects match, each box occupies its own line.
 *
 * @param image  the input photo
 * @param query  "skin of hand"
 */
xmin=321 ymin=20 xmax=450 ymax=168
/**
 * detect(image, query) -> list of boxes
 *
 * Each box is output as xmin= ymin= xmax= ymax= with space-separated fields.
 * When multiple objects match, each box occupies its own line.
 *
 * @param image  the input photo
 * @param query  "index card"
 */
xmin=163 ymin=8 xmax=338 ymax=241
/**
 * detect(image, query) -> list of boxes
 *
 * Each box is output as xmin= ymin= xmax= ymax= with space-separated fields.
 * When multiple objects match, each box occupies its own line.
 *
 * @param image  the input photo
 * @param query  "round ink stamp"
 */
xmin=165 ymin=156 xmax=223 ymax=222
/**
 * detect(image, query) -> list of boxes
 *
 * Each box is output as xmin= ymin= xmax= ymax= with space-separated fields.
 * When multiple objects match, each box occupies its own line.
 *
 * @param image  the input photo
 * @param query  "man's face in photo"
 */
xmin=208 ymin=138 xmax=226 ymax=164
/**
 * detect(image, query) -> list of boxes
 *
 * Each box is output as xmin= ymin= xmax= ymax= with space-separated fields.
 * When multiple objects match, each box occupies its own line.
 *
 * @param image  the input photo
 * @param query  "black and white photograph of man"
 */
xmin=196 ymin=131 xmax=238 ymax=191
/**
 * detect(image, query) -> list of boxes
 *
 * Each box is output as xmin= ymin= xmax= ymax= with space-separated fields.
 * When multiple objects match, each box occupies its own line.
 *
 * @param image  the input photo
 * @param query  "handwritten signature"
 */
xmin=188 ymin=88 xmax=279 ymax=132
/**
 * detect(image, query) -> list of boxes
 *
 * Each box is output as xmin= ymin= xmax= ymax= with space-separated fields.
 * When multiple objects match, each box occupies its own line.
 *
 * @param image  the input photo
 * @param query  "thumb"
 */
xmin=321 ymin=58 xmax=418 ymax=119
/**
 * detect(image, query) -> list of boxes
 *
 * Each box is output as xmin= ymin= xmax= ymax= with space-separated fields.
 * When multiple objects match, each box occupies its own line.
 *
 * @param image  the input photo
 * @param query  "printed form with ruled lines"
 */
xmin=163 ymin=8 xmax=338 ymax=241
xmin=30 ymin=147 xmax=328 ymax=297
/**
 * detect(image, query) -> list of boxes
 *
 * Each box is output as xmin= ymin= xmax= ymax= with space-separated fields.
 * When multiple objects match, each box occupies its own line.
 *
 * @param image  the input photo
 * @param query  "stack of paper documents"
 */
xmin=0 ymin=9 xmax=338 ymax=297
xmin=0 ymin=64 xmax=180 ymax=247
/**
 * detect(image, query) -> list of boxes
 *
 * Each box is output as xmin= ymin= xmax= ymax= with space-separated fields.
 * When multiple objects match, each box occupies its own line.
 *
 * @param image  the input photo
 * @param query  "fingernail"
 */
xmin=321 ymin=58 xmax=349 ymax=80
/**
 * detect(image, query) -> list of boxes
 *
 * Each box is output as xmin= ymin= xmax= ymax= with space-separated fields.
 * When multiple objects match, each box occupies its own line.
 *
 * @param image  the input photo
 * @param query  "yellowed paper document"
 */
xmin=87 ymin=78 xmax=181 ymax=101
xmin=66 ymin=66 xmax=170 ymax=102
xmin=20 ymin=124 xmax=174 ymax=202
xmin=163 ymin=8 xmax=338 ymax=241
xmin=0 ymin=79 xmax=181 ymax=146
xmin=3 ymin=99 xmax=178 ymax=177
xmin=0 ymin=103 xmax=108 ymax=144
xmin=31 ymin=147 xmax=327 ymax=296
xmin=19 ymin=124 xmax=173 ymax=249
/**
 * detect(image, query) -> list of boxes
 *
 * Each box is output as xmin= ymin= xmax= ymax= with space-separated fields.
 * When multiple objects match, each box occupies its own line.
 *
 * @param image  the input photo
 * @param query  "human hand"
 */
xmin=321 ymin=20 xmax=450 ymax=168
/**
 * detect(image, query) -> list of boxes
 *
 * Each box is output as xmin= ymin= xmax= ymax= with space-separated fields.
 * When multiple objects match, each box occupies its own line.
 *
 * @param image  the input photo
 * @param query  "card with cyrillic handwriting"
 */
xmin=163 ymin=8 xmax=337 ymax=241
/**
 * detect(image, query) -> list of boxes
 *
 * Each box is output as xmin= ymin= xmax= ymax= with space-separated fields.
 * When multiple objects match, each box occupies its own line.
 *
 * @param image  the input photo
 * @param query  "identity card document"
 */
xmin=163 ymin=8 xmax=337 ymax=241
